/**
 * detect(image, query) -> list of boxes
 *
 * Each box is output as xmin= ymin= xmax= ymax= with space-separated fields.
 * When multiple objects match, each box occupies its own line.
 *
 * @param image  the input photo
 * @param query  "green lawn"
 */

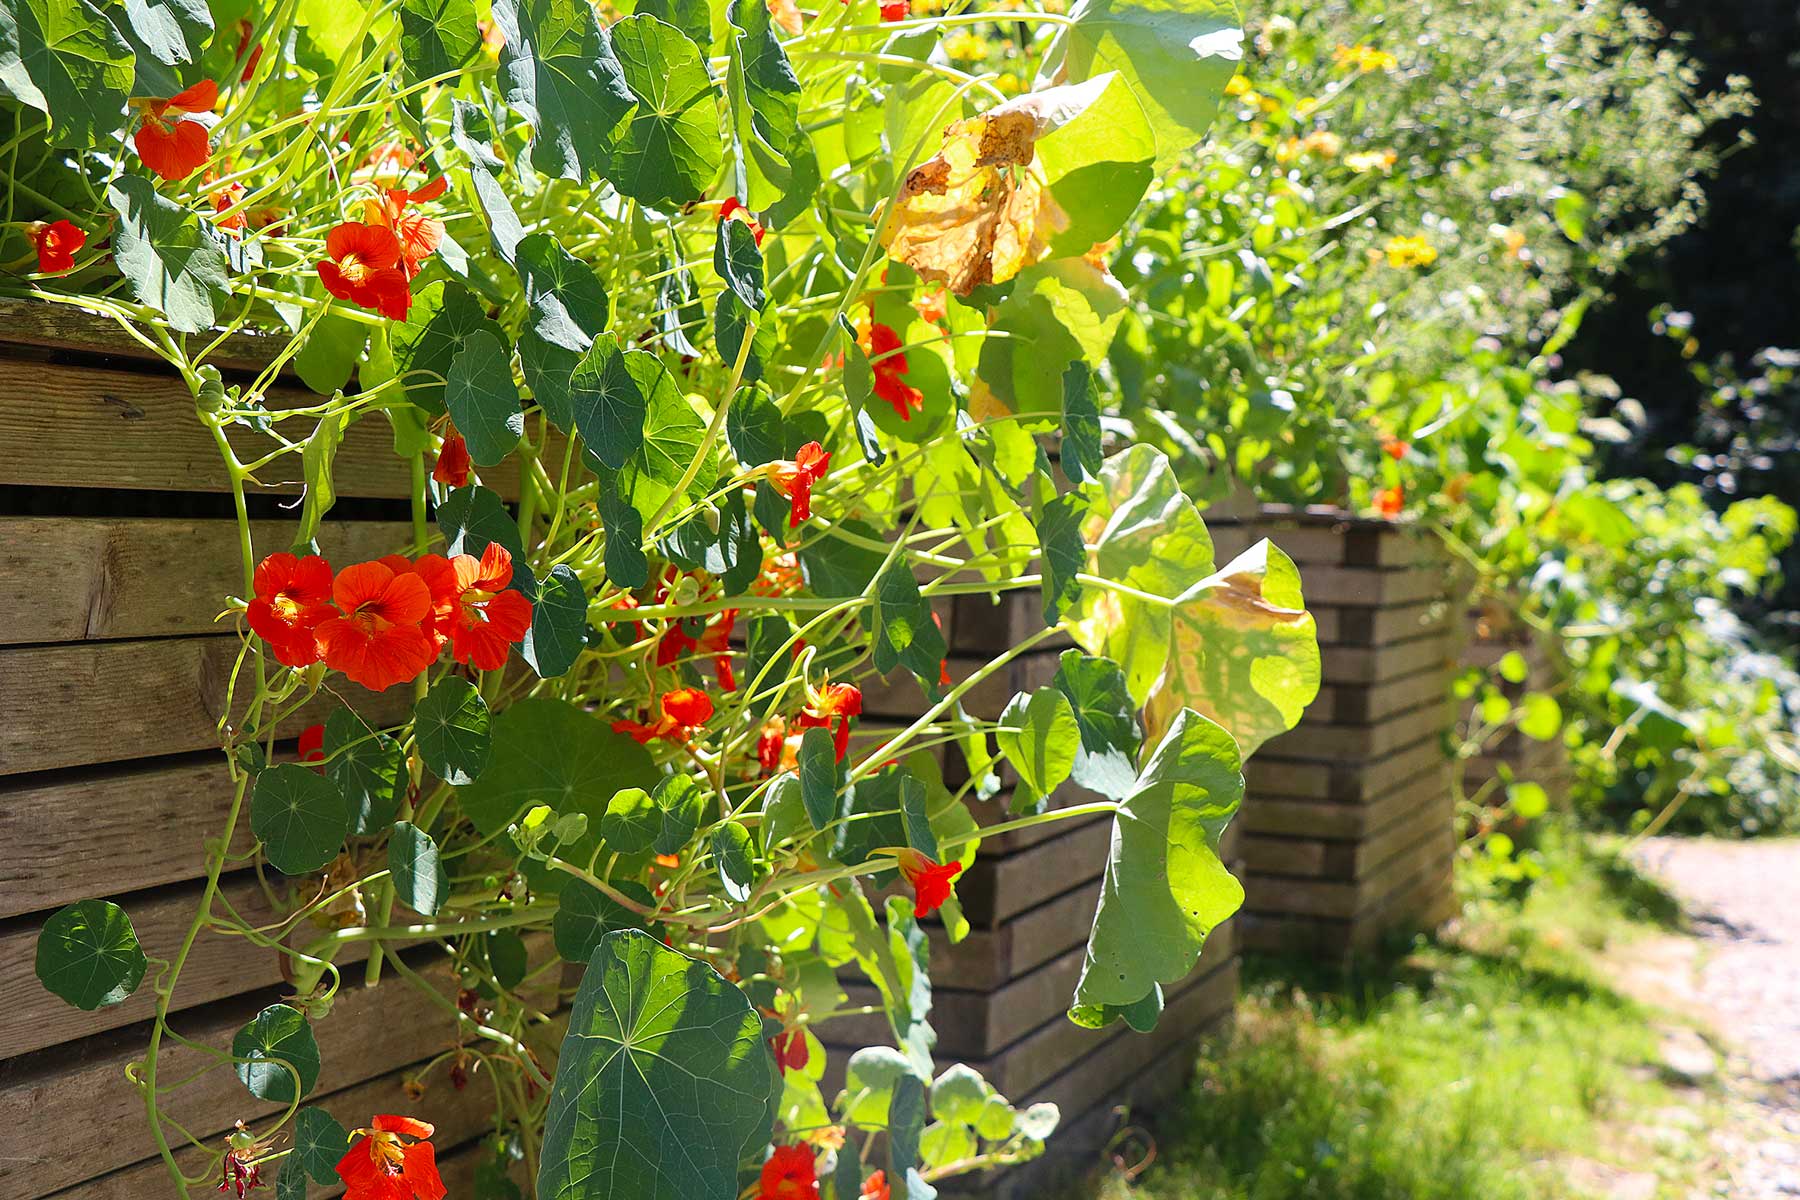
xmin=1082 ymin=836 xmax=1714 ymax=1200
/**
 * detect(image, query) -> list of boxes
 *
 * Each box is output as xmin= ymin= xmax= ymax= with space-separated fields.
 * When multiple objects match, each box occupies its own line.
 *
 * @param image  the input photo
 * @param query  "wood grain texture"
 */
xmin=1237 ymin=758 xmax=1449 ymax=840
xmin=956 ymin=820 xmax=1112 ymax=928
xmin=0 ymin=518 xmax=412 ymax=645
xmin=0 ymin=636 xmax=410 ymax=775
xmin=1319 ymin=630 xmax=1457 ymax=686
xmin=1245 ymin=729 xmax=1449 ymax=803
xmin=1261 ymin=696 xmax=1452 ymax=764
xmin=0 ymin=297 xmax=287 ymax=373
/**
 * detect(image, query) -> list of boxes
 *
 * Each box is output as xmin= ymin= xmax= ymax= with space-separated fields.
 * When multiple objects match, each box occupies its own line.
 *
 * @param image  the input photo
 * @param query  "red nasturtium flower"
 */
xmin=365 ymin=177 xmax=448 ymax=276
xmin=234 ymin=19 xmax=264 ymax=82
xmin=1381 ymin=437 xmax=1410 ymax=461
xmin=432 ymin=430 xmax=472 ymax=488
xmin=336 ymin=1114 xmax=446 ymax=1200
xmin=131 ymin=78 xmax=218 ymax=180
xmin=861 ymin=1169 xmax=891 ymax=1200
xmin=757 ymin=716 xmax=794 ymax=775
xmin=613 ymin=687 xmax=716 ymax=743
xmin=866 ymin=322 xmax=923 ymax=421
xmin=797 ymin=682 xmax=862 ymax=761
xmin=30 ymin=220 xmax=85 ymax=274
xmin=247 ymin=552 xmax=335 ymax=667
xmin=719 ymin=196 xmax=767 ymax=246
xmin=297 ymin=723 xmax=326 ymax=765
xmin=895 ymin=848 xmax=963 ymax=917
xmin=437 ymin=543 xmax=534 ymax=671
xmin=1374 ymin=484 xmax=1404 ymax=518
xmin=770 ymin=1027 xmax=809 ymax=1075
xmin=879 ymin=0 xmax=909 ymax=20
xmin=759 ymin=1145 xmax=819 ymax=1200
xmin=211 ymin=182 xmax=246 ymax=232
xmin=315 ymin=560 xmax=436 ymax=691
xmin=318 ymin=222 xmax=414 ymax=320
xmin=768 ymin=442 xmax=830 ymax=527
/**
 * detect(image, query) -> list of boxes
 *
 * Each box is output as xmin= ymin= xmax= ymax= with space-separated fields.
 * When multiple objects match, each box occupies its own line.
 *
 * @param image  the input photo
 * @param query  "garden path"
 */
xmin=1627 ymin=838 xmax=1800 ymax=1198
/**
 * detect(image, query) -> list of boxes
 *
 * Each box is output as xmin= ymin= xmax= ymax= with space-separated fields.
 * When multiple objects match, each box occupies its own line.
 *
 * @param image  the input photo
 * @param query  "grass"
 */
xmin=1080 ymin=834 xmax=1715 ymax=1200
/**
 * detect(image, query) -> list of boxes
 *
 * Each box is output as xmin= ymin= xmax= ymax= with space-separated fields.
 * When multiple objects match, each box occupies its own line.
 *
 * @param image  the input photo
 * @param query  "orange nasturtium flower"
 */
xmin=30 ymin=220 xmax=85 ymax=274
xmin=1375 ymin=485 xmax=1405 ymax=518
xmin=865 ymin=322 xmax=923 ymax=420
xmin=315 ymin=560 xmax=436 ymax=691
xmin=879 ymin=0 xmax=909 ymax=20
xmin=436 ymin=543 xmax=534 ymax=671
xmin=796 ymin=681 xmax=862 ymax=761
xmin=131 ymin=78 xmax=218 ymax=180
xmin=719 ymin=196 xmax=767 ymax=246
xmin=1381 ymin=437 xmax=1410 ymax=461
xmin=365 ymin=177 xmax=448 ymax=276
xmin=860 ymin=1169 xmax=891 ymax=1200
xmin=432 ymin=430 xmax=472 ymax=488
xmin=768 ymin=441 xmax=830 ymax=527
xmin=758 ymin=1144 xmax=820 ymax=1200
xmin=612 ymin=687 xmax=716 ymax=744
xmin=247 ymin=552 xmax=335 ymax=667
xmin=317 ymin=222 xmax=414 ymax=320
xmin=895 ymin=848 xmax=963 ymax=918
xmin=336 ymin=1114 xmax=446 ymax=1200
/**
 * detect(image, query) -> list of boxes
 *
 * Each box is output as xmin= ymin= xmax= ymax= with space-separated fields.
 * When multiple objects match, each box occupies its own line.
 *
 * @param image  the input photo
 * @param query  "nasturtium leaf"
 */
xmin=1 ymin=0 xmax=134 ymax=149
xmin=1036 ymin=490 xmax=1088 ymax=625
xmin=522 ymin=563 xmax=587 ymax=678
xmin=928 ymin=1064 xmax=996 ymax=1127
xmin=276 ymin=1157 xmax=306 ymax=1200
xmin=438 ymin=485 xmax=532 ymax=594
xmin=457 ymin=698 xmax=658 ymax=841
xmin=292 ymin=1107 xmax=349 ymax=1184
xmin=491 ymin=0 xmax=634 ymax=182
xmin=996 ymin=688 xmax=1078 ymax=803
xmin=1518 ymin=693 xmax=1563 ymax=741
xmin=293 ymin=409 xmax=345 ymax=551
xmin=118 ymin=0 xmax=210 ymax=97
xmin=1016 ymin=1102 xmax=1060 ymax=1140
xmin=653 ymin=773 xmax=708 ymax=855
xmin=599 ymin=481 xmax=650 ymax=589
xmin=516 ymin=231 xmax=609 ymax=431
xmin=388 ymin=821 xmax=449 ymax=916
xmin=294 ymin=311 xmax=368 ymax=396
xmin=635 ymin=0 xmax=709 ymax=43
xmin=887 ymin=1072 xmax=927 ymax=1188
xmin=570 ymin=333 xmax=648 ymax=470
xmin=537 ymin=930 xmax=775 ymax=1200
xmin=106 ymin=176 xmax=230 ymax=335
xmin=837 ymin=1046 xmax=914 ymax=1126
xmin=233 ymin=1003 xmax=322 ymax=1103
xmin=252 ymin=764 xmax=352 ymax=875
xmin=713 ymin=214 xmax=765 ymax=312
xmin=35 ymin=899 xmax=146 ymax=1010
xmin=552 ymin=878 xmax=651 ymax=963
xmin=614 ymin=353 xmax=713 ymax=510
xmin=1072 ymin=709 xmax=1242 ymax=1019
xmin=713 ymin=291 xmax=775 ymax=384
xmin=399 ymin=0 xmax=481 ymax=80
xmin=1144 ymin=540 xmax=1321 ymax=756
xmin=1052 ymin=650 xmax=1141 ymax=800
xmin=487 ymin=929 xmax=531 ymax=990
xmin=1041 ymin=0 xmax=1242 ymax=170
xmin=712 ymin=820 xmax=756 ymax=902
xmin=919 ymin=1123 xmax=975 ymax=1172
xmin=1498 ymin=649 xmax=1530 ymax=684
xmin=395 ymin=281 xmax=505 ymax=414
xmin=323 ymin=709 xmax=405 ymax=835
xmin=993 ymin=259 xmax=1130 ymax=416
xmin=601 ymin=786 xmax=658 ymax=854
xmin=871 ymin=562 xmax=948 ymax=684
xmin=1509 ymin=781 xmax=1550 ymax=821
xmin=726 ymin=386 xmax=784 ymax=467
xmin=1033 ymin=71 xmax=1156 ymax=255
xmin=1061 ymin=362 xmax=1103 ymax=485
xmin=1069 ymin=980 xmax=1162 ymax=1031
xmin=653 ymin=250 xmax=703 ymax=357
xmin=796 ymin=520 xmax=887 ymax=597
xmin=723 ymin=0 xmax=810 ymax=212
xmin=413 ymin=676 xmax=492 ymax=786
xmin=607 ymin=15 xmax=724 ymax=209
xmin=447 ymin=329 xmax=526 ymax=466
xmin=798 ymin=727 xmax=838 ymax=831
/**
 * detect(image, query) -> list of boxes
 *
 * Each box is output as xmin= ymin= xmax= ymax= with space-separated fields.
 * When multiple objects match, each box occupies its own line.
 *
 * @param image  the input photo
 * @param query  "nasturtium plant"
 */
xmin=15 ymin=0 xmax=1327 ymax=1192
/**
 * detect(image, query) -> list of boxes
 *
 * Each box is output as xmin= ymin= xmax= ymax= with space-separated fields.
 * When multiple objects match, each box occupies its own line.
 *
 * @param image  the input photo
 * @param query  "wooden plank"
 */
xmin=1237 ymin=758 xmax=1448 ymax=839
xmin=0 ymin=297 xmax=285 ymax=373
xmin=1262 ymin=697 xmax=1451 ymax=764
xmin=0 ymin=874 xmax=388 ymax=1060
xmin=1241 ymin=823 xmax=1453 ymax=920
xmin=0 ymin=756 xmax=246 ymax=918
xmin=1245 ymin=731 xmax=1449 ymax=803
xmin=932 ymin=881 xmax=1101 ymax=990
xmin=0 ymin=956 xmax=474 ymax=1198
xmin=1320 ymin=630 xmax=1456 ymax=686
xmin=0 ymin=636 xmax=411 ymax=776
xmin=1320 ymin=663 xmax=1454 ymax=726
xmin=1335 ymin=597 xmax=1454 ymax=647
xmin=1295 ymin=563 xmax=1448 ymax=608
xmin=0 ymin=358 xmax=545 ymax=499
xmin=957 ymin=821 xmax=1112 ymax=928
xmin=0 ymin=518 xmax=412 ymax=645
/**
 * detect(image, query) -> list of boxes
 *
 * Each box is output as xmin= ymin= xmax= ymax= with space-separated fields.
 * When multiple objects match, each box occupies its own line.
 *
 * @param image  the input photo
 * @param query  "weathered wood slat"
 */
xmin=1262 ymin=696 xmax=1451 ymax=763
xmin=1241 ymin=824 xmax=1455 ymax=920
xmin=0 ymin=518 xmax=412 ymax=645
xmin=1237 ymin=758 xmax=1449 ymax=839
xmin=1245 ymin=731 xmax=1448 ymax=803
xmin=0 ymin=636 xmax=411 ymax=776
xmin=0 ymin=298 xmax=286 ymax=374
xmin=1242 ymin=792 xmax=1454 ymax=885
xmin=957 ymin=821 xmax=1112 ymax=928
xmin=1319 ymin=630 xmax=1456 ymax=686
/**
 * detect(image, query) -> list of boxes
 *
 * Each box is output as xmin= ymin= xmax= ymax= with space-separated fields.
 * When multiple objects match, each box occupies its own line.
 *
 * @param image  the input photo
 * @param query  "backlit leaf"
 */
xmin=106 ymin=175 xmax=230 ymax=334
xmin=995 ymin=688 xmax=1078 ymax=801
xmin=1 ymin=0 xmax=134 ymax=149
xmin=608 ymin=14 xmax=724 ymax=209
xmin=492 ymin=0 xmax=634 ymax=181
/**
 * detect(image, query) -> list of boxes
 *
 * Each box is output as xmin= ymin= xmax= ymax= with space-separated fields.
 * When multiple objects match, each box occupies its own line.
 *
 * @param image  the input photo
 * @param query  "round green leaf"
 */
xmin=293 ymin=1107 xmax=349 ymax=1184
xmin=607 ymin=14 xmax=725 ymax=209
xmin=5 ymin=0 xmax=135 ymax=150
xmin=323 ymin=709 xmax=405 ymax=835
xmin=600 ymin=786 xmax=659 ymax=854
xmin=487 ymin=930 xmax=530 ymax=991
xmin=233 ymin=1003 xmax=322 ymax=1103
xmin=446 ymin=328 xmax=527 ymax=466
xmin=457 ymin=698 xmax=658 ymax=840
xmin=653 ymin=773 xmax=708 ymax=856
xmin=35 ymin=899 xmax=146 ymax=1010
xmin=1518 ymin=693 xmax=1563 ymax=741
xmin=106 ymin=175 xmax=230 ymax=334
xmin=552 ymin=878 xmax=652 ymax=963
xmin=252 ymin=764 xmax=353 ymax=876
xmin=995 ymin=687 xmax=1079 ymax=800
xmin=537 ymin=930 xmax=774 ymax=1200
xmin=798 ymin=727 xmax=838 ymax=831
xmin=570 ymin=333 xmax=649 ymax=470
xmin=1509 ymin=782 xmax=1551 ymax=821
xmin=389 ymin=821 xmax=450 ymax=916
xmin=712 ymin=820 xmax=756 ymax=902
xmin=521 ymin=563 xmax=587 ymax=679
xmin=414 ymin=677 xmax=492 ymax=786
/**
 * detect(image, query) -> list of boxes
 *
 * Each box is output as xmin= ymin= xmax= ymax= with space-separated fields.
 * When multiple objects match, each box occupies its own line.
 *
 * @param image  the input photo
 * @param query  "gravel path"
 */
xmin=1628 ymin=838 xmax=1800 ymax=1198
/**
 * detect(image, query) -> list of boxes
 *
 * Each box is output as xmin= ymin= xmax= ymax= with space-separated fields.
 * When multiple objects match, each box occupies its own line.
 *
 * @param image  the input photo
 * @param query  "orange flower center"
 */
xmin=337 ymin=253 xmax=373 ymax=284
xmin=459 ymin=589 xmax=497 ymax=627
xmin=348 ymin=602 xmax=394 ymax=635
xmin=272 ymin=594 xmax=302 ymax=621
xmin=362 ymin=1131 xmax=407 ymax=1174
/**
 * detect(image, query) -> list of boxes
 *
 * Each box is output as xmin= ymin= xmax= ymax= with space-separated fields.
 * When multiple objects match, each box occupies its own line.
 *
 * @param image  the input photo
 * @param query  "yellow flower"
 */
xmin=943 ymin=30 xmax=989 ymax=61
xmin=1275 ymin=129 xmax=1340 ymax=164
xmin=1225 ymin=74 xmax=1251 ymax=98
xmin=912 ymin=0 xmax=945 ymax=12
xmin=994 ymin=72 xmax=1023 ymax=95
xmin=1334 ymin=43 xmax=1398 ymax=73
xmin=1383 ymin=234 xmax=1438 ymax=269
xmin=1345 ymin=148 xmax=1397 ymax=173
